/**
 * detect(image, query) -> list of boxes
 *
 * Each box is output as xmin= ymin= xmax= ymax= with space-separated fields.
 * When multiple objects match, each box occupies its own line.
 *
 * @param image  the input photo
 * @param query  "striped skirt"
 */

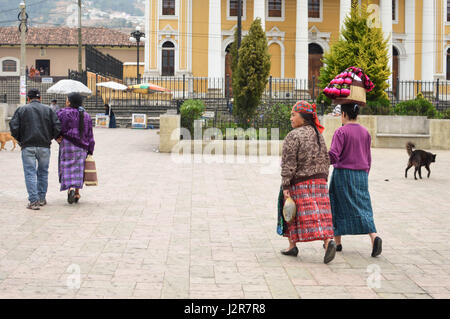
xmin=282 ymin=179 xmax=335 ymax=243
xmin=58 ymin=138 xmax=87 ymax=191
xmin=329 ymin=168 xmax=377 ymax=236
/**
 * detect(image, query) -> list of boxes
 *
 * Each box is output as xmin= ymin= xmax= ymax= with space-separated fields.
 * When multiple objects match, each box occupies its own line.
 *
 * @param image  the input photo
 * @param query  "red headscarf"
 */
xmin=291 ymin=100 xmax=325 ymax=134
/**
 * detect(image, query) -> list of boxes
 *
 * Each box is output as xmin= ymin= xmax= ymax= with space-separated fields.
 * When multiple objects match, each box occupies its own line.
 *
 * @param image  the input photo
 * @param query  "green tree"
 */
xmin=319 ymin=4 xmax=390 ymax=101
xmin=232 ymin=18 xmax=271 ymax=127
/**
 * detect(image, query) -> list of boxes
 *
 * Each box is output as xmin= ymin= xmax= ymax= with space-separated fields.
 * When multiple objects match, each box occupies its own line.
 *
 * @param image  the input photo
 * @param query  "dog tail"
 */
xmin=406 ymin=142 xmax=415 ymax=156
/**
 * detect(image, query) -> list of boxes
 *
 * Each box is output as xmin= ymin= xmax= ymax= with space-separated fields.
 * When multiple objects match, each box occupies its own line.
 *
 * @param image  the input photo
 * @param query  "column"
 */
xmin=380 ymin=0 xmax=393 ymax=85
xmin=339 ymin=0 xmax=352 ymax=32
xmin=208 ymin=0 xmax=223 ymax=82
xmin=404 ymin=0 xmax=415 ymax=81
xmin=144 ymin=0 xmax=150 ymax=76
xmin=422 ymin=0 xmax=436 ymax=81
xmin=295 ymin=0 xmax=308 ymax=80
xmin=254 ymin=0 xmax=265 ymax=30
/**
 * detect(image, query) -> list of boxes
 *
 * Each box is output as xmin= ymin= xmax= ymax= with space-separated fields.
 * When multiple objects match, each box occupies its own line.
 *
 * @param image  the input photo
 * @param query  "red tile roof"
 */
xmin=0 ymin=27 xmax=137 ymax=47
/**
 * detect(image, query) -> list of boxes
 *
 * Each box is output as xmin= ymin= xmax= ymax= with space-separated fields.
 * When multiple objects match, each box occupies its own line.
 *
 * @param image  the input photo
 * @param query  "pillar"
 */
xmin=340 ymin=0 xmax=352 ymax=32
xmin=208 ymin=0 xmax=223 ymax=82
xmin=422 ymin=0 xmax=436 ymax=81
xmin=254 ymin=0 xmax=265 ymax=30
xmin=295 ymin=0 xmax=308 ymax=80
xmin=381 ymin=0 xmax=393 ymax=85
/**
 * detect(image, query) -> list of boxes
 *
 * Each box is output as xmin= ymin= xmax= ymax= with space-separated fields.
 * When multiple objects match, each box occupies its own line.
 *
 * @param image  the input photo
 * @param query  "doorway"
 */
xmin=225 ymin=43 xmax=233 ymax=97
xmin=308 ymin=43 xmax=323 ymax=99
xmin=393 ymin=46 xmax=399 ymax=96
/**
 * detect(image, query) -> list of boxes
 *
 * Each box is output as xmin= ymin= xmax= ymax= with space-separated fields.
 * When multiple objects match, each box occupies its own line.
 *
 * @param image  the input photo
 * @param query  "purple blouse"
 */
xmin=57 ymin=107 xmax=95 ymax=155
xmin=328 ymin=123 xmax=371 ymax=174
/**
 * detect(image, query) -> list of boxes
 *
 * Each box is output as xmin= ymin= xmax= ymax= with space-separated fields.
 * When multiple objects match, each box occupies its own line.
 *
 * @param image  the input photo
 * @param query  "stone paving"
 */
xmin=0 ymin=128 xmax=449 ymax=299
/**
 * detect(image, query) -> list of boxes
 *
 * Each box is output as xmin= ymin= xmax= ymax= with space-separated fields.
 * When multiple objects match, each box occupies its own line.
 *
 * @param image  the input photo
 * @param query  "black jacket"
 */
xmin=9 ymin=100 xmax=61 ymax=149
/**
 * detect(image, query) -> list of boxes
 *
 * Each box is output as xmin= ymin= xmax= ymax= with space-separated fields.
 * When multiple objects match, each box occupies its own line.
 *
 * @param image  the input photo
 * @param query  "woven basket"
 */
xmin=333 ymin=81 xmax=367 ymax=106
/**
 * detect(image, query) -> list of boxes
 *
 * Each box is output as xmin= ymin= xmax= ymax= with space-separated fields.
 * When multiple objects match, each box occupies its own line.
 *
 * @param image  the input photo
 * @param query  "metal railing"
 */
xmin=2 ymin=75 xmax=450 ymax=112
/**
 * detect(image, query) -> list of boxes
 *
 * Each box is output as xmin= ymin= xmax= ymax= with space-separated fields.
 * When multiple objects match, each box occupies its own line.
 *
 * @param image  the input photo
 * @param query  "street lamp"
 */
xmin=129 ymin=26 xmax=145 ymax=84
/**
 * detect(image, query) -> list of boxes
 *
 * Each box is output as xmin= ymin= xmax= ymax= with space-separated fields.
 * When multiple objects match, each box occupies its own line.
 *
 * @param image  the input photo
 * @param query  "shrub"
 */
xmin=180 ymin=99 xmax=205 ymax=136
xmin=262 ymin=103 xmax=292 ymax=139
xmin=394 ymin=94 xmax=438 ymax=118
xmin=361 ymin=97 xmax=392 ymax=115
xmin=440 ymin=108 xmax=450 ymax=119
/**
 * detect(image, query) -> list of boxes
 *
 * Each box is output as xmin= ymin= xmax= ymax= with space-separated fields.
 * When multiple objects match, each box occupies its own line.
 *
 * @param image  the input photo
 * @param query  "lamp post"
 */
xmin=129 ymin=26 xmax=146 ymax=84
xmin=19 ymin=1 xmax=27 ymax=105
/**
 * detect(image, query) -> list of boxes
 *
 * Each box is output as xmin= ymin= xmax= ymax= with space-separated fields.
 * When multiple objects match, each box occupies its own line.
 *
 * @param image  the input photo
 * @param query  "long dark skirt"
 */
xmin=59 ymin=139 xmax=87 ymax=191
xmin=329 ymin=168 xmax=377 ymax=236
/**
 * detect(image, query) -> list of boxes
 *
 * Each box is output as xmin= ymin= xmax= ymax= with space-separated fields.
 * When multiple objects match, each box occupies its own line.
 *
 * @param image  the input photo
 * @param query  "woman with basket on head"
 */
xmin=279 ymin=101 xmax=337 ymax=264
xmin=56 ymin=92 xmax=95 ymax=204
xmin=328 ymin=103 xmax=382 ymax=257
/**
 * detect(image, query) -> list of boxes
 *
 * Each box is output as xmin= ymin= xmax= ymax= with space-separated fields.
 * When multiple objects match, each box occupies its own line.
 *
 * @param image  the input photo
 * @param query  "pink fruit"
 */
xmin=344 ymin=78 xmax=352 ymax=85
xmin=332 ymin=88 xmax=340 ymax=95
xmin=341 ymin=89 xmax=351 ymax=96
xmin=336 ymin=78 xmax=345 ymax=85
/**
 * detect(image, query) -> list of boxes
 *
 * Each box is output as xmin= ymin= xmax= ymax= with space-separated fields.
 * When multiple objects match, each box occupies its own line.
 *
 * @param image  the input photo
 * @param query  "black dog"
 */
xmin=405 ymin=142 xmax=436 ymax=180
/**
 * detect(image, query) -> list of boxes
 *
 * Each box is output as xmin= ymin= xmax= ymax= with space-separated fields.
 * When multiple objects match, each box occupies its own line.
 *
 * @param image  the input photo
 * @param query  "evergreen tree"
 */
xmin=232 ymin=18 xmax=271 ymax=126
xmin=319 ymin=4 xmax=390 ymax=101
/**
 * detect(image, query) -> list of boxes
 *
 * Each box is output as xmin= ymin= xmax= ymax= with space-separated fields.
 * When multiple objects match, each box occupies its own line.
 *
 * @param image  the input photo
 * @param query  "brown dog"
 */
xmin=0 ymin=132 xmax=17 ymax=151
xmin=405 ymin=142 xmax=436 ymax=180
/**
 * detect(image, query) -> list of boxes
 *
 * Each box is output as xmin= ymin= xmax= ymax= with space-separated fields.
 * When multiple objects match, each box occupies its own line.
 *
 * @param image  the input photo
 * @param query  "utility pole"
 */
xmin=237 ymin=0 xmax=242 ymax=62
xmin=19 ymin=1 xmax=27 ymax=106
xmin=78 ymin=0 xmax=82 ymax=73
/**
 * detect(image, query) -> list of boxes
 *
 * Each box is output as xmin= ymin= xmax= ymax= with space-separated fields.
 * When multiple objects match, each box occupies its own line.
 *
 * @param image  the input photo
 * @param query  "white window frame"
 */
xmin=227 ymin=0 xmax=247 ymax=21
xmin=159 ymin=0 xmax=179 ymax=20
xmin=445 ymin=0 xmax=450 ymax=25
xmin=392 ymin=0 xmax=399 ymax=24
xmin=266 ymin=0 xmax=285 ymax=22
xmin=308 ymin=0 xmax=323 ymax=23
xmin=0 ymin=57 xmax=20 ymax=76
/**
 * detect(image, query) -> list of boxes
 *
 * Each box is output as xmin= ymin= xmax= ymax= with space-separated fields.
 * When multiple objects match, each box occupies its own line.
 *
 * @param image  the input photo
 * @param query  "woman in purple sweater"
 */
xmin=328 ymin=103 xmax=382 ymax=257
xmin=56 ymin=93 xmax=95 ymax=204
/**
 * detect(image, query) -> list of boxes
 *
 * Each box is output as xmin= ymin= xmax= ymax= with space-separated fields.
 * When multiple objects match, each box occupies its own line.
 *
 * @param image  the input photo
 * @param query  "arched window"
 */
xmin=2 ymin=59 xmax=17 ymax=72
xmin=162 ymin=41 xmax=175 ymax=76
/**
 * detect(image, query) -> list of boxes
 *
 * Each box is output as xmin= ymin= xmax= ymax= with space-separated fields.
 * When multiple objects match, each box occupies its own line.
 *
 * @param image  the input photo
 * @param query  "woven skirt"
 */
xmin=282 ymin=179 xmax=335 ymax=243
xmin=329 ymin=168 xmax=377 ymax=236
xmin=58 ymin=138 xmax=87 ymax=191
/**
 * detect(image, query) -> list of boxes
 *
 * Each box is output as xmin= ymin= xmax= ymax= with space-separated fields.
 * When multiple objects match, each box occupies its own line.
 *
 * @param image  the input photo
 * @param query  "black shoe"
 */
xmin=74 ymin=194 xmax=80 ymax=203
xmin=371 ymin=237 xmax=382 ymax=257
xmin=281 ymin=246 xmax=299 ymax=257
xmin=324 ymin=240 xmax=337 ymax=264
xmin=336 ymin=244 xmax=343 ymax=252
xmin=26 ymin=201 xmax=40 ymax=210
xmin=39 ymin=199 xmax=47 ymax=206
xmin=68 ymin=190 xmax=75 ymax=204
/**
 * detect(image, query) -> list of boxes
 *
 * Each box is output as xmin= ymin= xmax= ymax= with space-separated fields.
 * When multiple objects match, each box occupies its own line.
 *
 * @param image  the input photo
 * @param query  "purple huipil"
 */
xmin=56 ymin=107 xmax=95 ymax=191
xmin=328 ymin=123 xmax=371 ymax=174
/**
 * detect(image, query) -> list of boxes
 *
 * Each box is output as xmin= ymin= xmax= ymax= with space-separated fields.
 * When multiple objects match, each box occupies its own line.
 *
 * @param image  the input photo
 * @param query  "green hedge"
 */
xmin=180 ymin=99 xmax=205 ymax=136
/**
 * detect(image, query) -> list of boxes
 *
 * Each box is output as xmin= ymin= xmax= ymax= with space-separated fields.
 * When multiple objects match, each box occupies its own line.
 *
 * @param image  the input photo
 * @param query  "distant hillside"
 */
xmin=0 ymin=0 xmax=144 ymax=29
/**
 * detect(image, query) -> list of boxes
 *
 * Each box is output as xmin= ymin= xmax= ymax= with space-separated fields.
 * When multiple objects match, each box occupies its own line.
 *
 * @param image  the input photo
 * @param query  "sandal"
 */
xmin=67 ymin=189 xmax=75 ymax=204
xmin=74 ymin=193 xmax=81 ymax=203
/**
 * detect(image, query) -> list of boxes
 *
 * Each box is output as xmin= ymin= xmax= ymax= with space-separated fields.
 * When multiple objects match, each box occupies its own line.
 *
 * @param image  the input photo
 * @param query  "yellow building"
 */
xmin=143 ymin=0 xmax=449 ymax=83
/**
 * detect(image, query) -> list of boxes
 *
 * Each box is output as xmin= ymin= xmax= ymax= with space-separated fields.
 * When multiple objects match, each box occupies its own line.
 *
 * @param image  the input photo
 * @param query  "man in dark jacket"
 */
xmin=9 ymin=89 xmax=61 ymax=210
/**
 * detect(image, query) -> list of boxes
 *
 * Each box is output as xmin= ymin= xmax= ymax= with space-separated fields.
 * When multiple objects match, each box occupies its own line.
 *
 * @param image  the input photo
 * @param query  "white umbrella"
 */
xmin=47 ymin=79 xmax=92 ymax=96
xmin=96 ymin=81 xmax=127 ymax=91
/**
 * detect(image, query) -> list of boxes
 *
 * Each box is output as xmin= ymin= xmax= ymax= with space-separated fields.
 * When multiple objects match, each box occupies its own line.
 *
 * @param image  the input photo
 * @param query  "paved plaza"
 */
xmin=0 ymin=128 xmax=449 ymax=299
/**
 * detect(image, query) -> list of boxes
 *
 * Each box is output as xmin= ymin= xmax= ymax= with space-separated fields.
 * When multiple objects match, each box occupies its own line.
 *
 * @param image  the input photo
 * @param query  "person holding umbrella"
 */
xmin=56 ymin=92 xmax=95 ymax=204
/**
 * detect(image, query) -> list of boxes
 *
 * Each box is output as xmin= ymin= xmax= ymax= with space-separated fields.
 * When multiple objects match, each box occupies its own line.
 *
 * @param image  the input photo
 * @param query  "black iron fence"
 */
xmin=2 ymin=75 xmax=450 ymax=113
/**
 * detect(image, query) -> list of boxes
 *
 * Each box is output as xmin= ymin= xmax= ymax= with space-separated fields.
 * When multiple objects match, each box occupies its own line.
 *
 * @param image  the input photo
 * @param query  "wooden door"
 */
xmin=225 ymin=50 xmax=233 ymax=97
xmin=308 ymin=53 xmax=323 ymax=98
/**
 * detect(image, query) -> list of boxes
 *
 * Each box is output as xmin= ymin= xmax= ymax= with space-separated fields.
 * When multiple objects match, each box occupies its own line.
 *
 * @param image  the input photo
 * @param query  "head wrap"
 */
xmin=292 ymin=100 xmax=325 ymax=134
